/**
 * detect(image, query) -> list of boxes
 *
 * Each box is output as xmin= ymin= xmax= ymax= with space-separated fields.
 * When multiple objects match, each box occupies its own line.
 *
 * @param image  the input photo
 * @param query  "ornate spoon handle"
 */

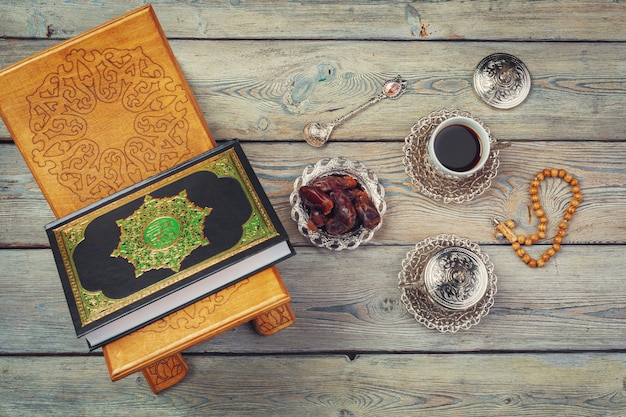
xmin=330 ymin=92 xmax=387 ymax=128
xmin=304 ymin=76 xmax=408 ymax=147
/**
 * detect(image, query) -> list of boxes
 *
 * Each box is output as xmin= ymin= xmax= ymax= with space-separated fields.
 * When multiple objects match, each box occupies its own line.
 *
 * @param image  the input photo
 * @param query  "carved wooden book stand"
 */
xmin=0 ymin=5 xmax=295 ymax=393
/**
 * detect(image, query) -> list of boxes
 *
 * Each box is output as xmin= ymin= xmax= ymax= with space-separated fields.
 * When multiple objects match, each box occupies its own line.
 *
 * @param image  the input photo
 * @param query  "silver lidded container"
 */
xmin=399 ymin=234 xmax=497 ymax=332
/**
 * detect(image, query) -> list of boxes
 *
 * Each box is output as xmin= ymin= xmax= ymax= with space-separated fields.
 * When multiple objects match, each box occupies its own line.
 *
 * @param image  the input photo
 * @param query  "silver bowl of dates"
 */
xmin=290 ymin=157 xmax=386 ymax=250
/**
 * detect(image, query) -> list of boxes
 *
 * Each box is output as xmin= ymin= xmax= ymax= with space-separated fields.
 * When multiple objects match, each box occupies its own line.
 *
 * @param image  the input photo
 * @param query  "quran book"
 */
xmin=0 ymin=5 xmax=293 ymax=360
xmin=45 ymin=140 xmax=295 ymax=350
xmin=0 ymin=5 xmax=214 ymax=218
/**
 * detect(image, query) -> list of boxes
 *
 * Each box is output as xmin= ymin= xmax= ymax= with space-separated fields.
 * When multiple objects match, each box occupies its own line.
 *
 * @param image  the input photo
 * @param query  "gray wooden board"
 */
xmin=1 ymin=41 xmax=625 ymax=141
xmin=2 ymin=245 xmax=626 ymax=354
xmin=0 ymin=1 xmax=625 ymax=41
xmin=1 ymin=0 xmax=625 ymax=414
xmin=1 ymin=141 xmax=623 ymax=247
xmin=2 ymin=353 xmax=626 ymax=416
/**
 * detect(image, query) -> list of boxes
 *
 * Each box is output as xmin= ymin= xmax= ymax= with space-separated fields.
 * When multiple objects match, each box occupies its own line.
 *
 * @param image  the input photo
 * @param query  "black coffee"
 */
xmin=433 ymin=124 xmax=482 ymax=172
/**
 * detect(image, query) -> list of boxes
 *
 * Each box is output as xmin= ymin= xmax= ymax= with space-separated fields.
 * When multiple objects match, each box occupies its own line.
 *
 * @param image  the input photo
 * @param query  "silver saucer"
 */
xmin=402 ymin=109 xmax=500 ymax=204
xmin=398 ymin=234 xmax=497 ymax=332
xmin=473 ymin=53 xmax=531 ymax=109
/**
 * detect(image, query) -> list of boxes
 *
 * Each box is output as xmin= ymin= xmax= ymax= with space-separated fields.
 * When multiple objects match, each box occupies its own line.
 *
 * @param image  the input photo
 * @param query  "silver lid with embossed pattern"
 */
xmin=474 ymin=53 xmax=531 ymax=109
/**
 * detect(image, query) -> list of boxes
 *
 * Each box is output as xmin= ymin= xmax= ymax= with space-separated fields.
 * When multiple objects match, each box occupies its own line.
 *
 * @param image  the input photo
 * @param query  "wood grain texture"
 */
xmin=1 ymin=40 xmax=624 ymax=141
xmin=1 ymin=0 xmax=625 ymax=412
xmin=1 ymin=141 xmax=624 ymax=247
xmin=1 ymin=1 xmax=625 ymax=41
xmin=2 ymin=244 xmax=626 ymax=354
xmin=2 ymin=353 xmax=626 ymax=416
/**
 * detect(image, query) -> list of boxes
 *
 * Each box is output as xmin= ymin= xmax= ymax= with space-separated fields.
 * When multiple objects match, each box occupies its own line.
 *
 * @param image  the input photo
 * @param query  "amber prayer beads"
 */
xmin=494 ymin=168 xmax=583 ymax=268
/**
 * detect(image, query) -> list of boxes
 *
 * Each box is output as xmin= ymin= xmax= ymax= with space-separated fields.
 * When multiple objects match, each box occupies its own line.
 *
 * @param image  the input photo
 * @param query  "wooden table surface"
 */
xmin=2 ymin=2 xmax=626 ymax=416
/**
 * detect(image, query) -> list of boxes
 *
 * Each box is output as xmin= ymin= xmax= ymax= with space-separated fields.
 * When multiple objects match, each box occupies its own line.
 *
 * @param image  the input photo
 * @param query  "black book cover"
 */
xmin=46 ymin=140 xmax=295 ymax=348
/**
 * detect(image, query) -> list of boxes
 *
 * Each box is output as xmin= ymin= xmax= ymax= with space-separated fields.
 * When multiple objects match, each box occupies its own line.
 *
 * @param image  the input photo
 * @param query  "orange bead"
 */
xmin=505 ymin=219 xmax=516 ymax=228
xmin=511 ymin=168 xmax=581 ymax=268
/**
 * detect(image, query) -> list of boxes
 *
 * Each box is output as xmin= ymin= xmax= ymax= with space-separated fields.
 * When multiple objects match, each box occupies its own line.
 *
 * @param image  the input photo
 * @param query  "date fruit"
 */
xmin=350 ymin=189 xmax=381 ymax=229
xmin=311 ymin=175 xmax=358 ymax=193
xmin=299 ymin=174 xmax=381 ymax=235
xmin=299 ymin=185 xmax=334 ymax=215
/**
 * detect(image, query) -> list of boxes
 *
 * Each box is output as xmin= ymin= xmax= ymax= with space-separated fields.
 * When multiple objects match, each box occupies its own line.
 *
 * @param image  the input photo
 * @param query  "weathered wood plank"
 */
xmin=2 ymin=245 xmax=626 ymax=354
xmin=2 ymin=353 xmax=626 ymax=416
xmin=1 ymin=141 xmax=624 ymax=247
xmin=1 ymin=1 xmax=625 ymax=41
xmin=1 ymin=40 xmax=624 ymax=141
xmin=0 ymin=0 xmax=623 ymax=411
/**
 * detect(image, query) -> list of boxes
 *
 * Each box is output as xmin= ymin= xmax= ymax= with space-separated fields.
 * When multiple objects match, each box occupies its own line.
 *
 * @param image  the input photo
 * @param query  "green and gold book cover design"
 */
xmin=46 ymin=141 xmax=293 ymax=340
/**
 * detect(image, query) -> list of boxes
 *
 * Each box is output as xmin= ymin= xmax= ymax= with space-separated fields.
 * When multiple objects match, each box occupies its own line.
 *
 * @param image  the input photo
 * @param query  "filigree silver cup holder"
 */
xmin=403 ymin=109 xmax=504 ymax=204
xmin=398 ymin=234 xmax=497 ymax=332
xmin=473 ymin=53 xmax=531 ymax=109
xmin=290 ymin=157 xmax=386 ymax=251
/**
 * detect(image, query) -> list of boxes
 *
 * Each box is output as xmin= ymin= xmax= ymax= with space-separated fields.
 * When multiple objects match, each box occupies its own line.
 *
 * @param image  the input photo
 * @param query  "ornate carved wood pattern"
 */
xmin=27 ymin=47 xmax=193 ymax=205
xmin=142 ymin=352 xmax=189 ymax=393
xmin=253 ymin=303 xmax=296 ymax=336
xmin=138 ymin=279 xmax=250 ymax=335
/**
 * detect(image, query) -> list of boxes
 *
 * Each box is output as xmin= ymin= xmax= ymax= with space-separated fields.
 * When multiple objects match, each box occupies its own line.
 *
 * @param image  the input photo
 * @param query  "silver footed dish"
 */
xmin=290 ymin=157 xmax=386 ymax=251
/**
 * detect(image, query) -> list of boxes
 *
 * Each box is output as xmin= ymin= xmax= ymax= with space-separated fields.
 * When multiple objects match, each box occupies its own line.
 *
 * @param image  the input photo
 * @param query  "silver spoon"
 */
xmin=304 ymin=76 xmax=408 ymax=147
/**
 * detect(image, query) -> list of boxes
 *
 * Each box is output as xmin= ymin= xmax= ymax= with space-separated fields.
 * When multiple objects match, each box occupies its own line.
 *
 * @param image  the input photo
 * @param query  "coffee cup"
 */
xmin=427 ymin=116 xmax=491 ymax=178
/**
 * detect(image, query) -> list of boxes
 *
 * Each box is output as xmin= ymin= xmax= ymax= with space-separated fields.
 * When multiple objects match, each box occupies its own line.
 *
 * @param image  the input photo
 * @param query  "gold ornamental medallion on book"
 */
xmin=111 ymin=191 xmax=213 ymax=277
